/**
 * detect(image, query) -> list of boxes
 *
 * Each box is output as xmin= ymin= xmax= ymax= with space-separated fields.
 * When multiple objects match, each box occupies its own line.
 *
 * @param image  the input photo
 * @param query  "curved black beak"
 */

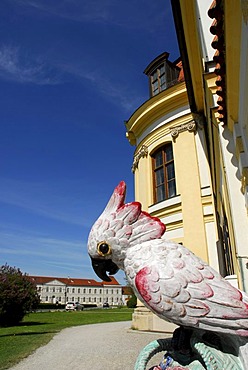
xmin=90 ymin=257 xmax=119 ymax=282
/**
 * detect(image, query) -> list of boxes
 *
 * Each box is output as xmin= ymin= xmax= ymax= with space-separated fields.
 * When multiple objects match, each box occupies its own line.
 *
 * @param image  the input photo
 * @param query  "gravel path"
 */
xmin=10 ymin=321 xmax=170 ymax=370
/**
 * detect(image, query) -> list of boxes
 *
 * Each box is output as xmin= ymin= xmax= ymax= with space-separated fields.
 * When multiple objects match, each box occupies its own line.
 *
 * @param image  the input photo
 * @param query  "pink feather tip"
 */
xmin=114 ymin=181 xmax=126 ymax=196
xmin=141 ymin=211 xmax=166 ymax=235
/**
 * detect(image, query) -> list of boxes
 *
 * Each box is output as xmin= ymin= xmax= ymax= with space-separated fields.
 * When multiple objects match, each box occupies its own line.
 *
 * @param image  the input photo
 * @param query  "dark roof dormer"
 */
xmin=144 ymin=52 xmax=184 ymax=98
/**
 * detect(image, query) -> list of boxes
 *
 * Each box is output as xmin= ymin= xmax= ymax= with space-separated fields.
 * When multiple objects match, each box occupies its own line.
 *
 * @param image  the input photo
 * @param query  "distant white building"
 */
xmin=29 ymin=275 xmax=123 ymax=306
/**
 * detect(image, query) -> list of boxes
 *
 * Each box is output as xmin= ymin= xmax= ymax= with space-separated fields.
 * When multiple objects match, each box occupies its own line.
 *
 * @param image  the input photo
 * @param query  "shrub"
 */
xmin=127 ymin=294 xmax=137 ymax=308
xmin=0 ymin=264 xmax=40 ymax=326
xmin=37 ymin=303 xmax=66 ymax=310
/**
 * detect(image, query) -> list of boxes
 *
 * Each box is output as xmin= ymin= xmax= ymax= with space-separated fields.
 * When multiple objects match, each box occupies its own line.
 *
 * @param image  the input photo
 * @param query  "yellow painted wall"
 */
xmin=173 ymin=131 xmax=208 ymax=261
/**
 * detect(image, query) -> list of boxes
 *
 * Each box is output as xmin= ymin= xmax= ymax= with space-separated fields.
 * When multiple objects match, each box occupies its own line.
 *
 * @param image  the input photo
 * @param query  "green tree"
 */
xmin=127 ymin=294 xmax=137 ymax=308
xmin=0 ymin=264 xmax=40 ymax=326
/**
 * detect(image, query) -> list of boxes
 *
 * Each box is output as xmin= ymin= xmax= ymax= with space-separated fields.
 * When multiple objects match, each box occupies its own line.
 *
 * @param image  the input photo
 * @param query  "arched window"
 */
xmin=152 ymin=143 xmax=176 ymax=203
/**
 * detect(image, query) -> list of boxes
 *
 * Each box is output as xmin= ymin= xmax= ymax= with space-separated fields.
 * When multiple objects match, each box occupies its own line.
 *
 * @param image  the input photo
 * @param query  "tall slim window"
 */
xmin=152 ymin=143 xmax=176 ymax=203
xmin=151 ymin=64 xmax=166 ymax=95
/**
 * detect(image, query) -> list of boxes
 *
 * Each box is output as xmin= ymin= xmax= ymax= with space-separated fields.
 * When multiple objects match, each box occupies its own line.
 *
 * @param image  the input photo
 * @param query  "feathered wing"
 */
xmin=134 ymin=241 xmax=248 ymax=336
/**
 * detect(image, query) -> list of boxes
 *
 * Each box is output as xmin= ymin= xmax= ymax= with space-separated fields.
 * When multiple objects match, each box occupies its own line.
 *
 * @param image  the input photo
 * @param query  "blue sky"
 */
xmin=0 ymin=0 xmax=179 ymax=285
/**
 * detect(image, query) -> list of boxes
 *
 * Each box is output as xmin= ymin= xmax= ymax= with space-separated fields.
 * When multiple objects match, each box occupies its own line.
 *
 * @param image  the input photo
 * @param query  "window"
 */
xmin=72 ymin=288 xmax=75 ymax=293
xmin=150 ymin=63 xmax=179 ymax=96
xmin=144 ymin=53 xmax=182 ymax=98
xmin=151 ymin=64 xmax=166 ymax=95
xmin=216 ymin=211 xmax=235 ymax=277
xmin=78 ymin=288 xmax=80 ymax=293
xmin=152 ymin=143 xmax=176 ymax=203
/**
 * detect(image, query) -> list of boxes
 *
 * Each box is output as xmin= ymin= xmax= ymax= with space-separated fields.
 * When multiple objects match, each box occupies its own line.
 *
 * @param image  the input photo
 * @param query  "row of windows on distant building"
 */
xmin=38 ymin=287 xmax=118 ymax=294
xmin=44 ymin=296 xmax=121 ymax=304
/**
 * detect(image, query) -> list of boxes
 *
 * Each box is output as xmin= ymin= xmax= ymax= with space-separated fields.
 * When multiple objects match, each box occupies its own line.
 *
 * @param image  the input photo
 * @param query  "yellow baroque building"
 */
xmin=125 ymin=0 xmax=248 ymax=332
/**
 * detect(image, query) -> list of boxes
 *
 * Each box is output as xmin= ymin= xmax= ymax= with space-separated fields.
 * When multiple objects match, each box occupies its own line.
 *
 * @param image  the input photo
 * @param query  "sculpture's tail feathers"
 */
xmin=199 ymin=316 xmax=248 ymax=336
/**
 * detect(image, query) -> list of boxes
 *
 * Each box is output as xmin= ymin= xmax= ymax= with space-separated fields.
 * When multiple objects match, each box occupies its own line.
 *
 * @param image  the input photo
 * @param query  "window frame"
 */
xmin=151 ymin=143 xmax=176 ymax=203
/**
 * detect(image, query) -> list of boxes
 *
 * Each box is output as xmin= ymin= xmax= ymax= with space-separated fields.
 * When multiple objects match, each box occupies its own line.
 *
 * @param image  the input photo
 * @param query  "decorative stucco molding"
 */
xmin=131 ymin=145 xmax=148 ymax=173
xmin=170 ymin=120 xmax=197 ymax=139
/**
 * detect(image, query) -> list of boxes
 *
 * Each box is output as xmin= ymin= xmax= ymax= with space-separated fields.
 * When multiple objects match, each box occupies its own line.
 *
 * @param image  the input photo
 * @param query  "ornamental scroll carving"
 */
xmin=131 ymin=145 xmax=148 ymax=173
xmin=170 ymin=120 xmax=197 ymax=139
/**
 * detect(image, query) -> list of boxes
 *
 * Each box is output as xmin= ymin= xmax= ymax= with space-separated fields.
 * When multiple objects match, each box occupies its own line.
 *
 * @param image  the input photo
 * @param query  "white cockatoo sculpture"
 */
xmin=88 ymin=181 xmax=248 ymax=337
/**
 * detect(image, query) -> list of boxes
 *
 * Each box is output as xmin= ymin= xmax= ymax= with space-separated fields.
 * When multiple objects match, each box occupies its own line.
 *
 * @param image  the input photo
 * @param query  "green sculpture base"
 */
xmin=134 ymin=328 xmax=248 ymax=370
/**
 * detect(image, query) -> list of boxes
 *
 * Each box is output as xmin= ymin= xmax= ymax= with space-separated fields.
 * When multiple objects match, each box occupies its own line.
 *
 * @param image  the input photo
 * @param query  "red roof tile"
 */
xmin=208 ymin=0 xmax=227 ymax=124
xmin=28 ymin=275 xmax=120 ymax=286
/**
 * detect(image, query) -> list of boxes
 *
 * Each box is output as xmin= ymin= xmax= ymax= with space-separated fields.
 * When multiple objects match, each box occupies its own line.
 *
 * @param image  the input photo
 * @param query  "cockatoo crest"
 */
xmin=88 ymin=181 xmax=165 ymax=257
xmin=101 ymin=181 xmax=165 ymax=242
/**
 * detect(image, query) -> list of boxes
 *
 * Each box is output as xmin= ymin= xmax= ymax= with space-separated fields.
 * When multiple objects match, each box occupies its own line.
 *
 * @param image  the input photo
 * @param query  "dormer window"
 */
xmin=151 ymin=64 xmax=166 ymax=95
xmin=144 ymin=52 xmax=183 ymax=97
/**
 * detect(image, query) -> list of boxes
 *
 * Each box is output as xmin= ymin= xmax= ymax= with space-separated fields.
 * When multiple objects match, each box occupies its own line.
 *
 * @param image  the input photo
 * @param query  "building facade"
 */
xmin=30 ymin=275 xmax=123 ymax=306
xmin=171 ymin=0 xmax=248 ymax=291
xmin=125 ymin=0 xmax=248 ymax=332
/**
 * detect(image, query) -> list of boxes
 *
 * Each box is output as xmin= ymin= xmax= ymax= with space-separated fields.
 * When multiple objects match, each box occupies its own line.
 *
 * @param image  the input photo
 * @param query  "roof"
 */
xmin=122 ymin=286 xmax=134 ymax=295
xmin=208 ymin=0 xmax=227 ymax=124
xmin=143 ymin=52 xmax=170 ymax=75
xmin=29 ymin=275 xmax=120 ymax=287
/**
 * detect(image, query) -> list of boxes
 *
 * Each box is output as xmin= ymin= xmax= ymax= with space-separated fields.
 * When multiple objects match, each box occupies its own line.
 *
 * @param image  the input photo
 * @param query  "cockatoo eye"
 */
xmin=97 ymin=241 xmax=111 ymax=257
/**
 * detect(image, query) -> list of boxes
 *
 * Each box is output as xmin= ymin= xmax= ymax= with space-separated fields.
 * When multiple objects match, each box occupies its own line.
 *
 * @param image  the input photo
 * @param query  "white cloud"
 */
xmin=0 ymin=46 xmax=61 ymax=85
xmin=0 ymin=45 xmax=142 ymax=111
xmin=0 ymin=225 xmax=87 ymax=269
xmin=0 ymin=177 xmax=92 ymax=227
xmin=10 ymin=0 xmax=165 ymax=33
xmin=10 ymin=0 xmax=114 ymax=23
xmin=0 ymin=225 xmax=91 ymax=278
xmin=57 ymin=62 xmax=144 ymax=112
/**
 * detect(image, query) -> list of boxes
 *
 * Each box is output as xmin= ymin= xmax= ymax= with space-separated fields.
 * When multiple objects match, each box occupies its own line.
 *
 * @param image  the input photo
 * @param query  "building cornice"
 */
xmin=126 ymin=83 xmax=188 ymax=146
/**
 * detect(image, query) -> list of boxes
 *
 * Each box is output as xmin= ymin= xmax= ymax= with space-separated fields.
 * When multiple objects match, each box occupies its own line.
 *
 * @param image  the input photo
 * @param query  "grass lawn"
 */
xmin=0 ymin=308 xmax=134 ymax=370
